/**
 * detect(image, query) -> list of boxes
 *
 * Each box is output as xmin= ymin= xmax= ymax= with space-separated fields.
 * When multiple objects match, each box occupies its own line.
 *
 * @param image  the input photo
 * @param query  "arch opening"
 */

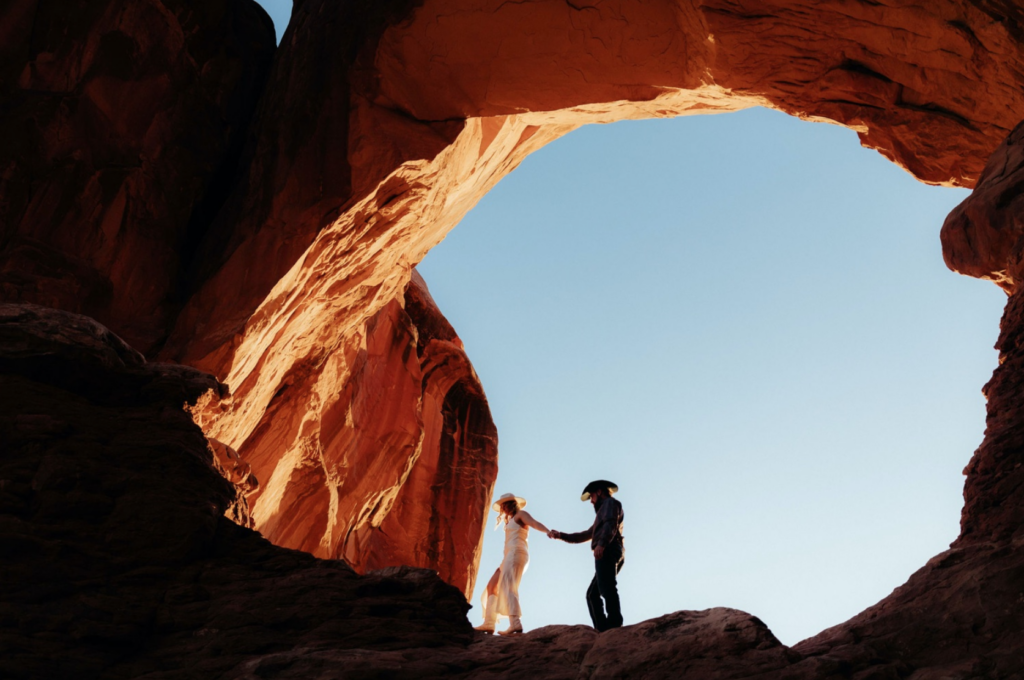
xmin=172 ymin=0 xmax=1024 ymax=656
xmin=416 ymin=106 xmax=1005 ymax=644
xmin=8 ymin=0 xmax=1024 ymax=674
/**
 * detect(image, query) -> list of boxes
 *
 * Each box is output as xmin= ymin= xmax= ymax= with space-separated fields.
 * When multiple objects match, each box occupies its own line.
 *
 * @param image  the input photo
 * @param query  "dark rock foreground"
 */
xmin=2 ymin=302 xmax=1024 ymax=678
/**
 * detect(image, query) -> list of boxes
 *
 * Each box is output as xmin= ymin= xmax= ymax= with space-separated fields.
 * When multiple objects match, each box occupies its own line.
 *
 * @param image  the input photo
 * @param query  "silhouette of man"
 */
xmin=549 ymin=480 xmax=625 ymax=631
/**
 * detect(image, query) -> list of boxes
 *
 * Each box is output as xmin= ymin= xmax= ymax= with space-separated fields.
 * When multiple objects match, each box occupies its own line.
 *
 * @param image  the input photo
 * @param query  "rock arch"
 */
xmin=156 ymin=0 xmax=1024 ymax=598
xmin=5 ymin=1 xmax=1024 ymax=674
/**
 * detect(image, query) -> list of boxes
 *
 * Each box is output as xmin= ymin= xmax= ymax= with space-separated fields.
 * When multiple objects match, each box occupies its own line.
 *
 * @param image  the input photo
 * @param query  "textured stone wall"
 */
xmin=0 ymin=0 xmax=275 ymax=354
xmin=144 ymin=2 xmax=1024 ymax=597
xmin=192 ymin=271 xmax=497 ymax=596
xmin=943 ymin=119 xmax=1024 ymax=544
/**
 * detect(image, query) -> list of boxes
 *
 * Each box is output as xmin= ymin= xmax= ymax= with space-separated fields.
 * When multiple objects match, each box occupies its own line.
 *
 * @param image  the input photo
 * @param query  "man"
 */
xmin=548 ymin=480 xmax=625 ymax=631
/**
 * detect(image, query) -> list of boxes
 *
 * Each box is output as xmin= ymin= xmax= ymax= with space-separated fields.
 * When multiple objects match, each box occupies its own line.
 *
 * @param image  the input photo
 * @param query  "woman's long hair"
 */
xmin=495 ymin=500 xmax=518 ymax=529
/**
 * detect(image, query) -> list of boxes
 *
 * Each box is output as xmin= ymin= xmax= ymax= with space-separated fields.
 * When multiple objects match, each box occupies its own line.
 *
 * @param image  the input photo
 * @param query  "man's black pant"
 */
xmin=586 ymin=544 xmax=624 ymax=632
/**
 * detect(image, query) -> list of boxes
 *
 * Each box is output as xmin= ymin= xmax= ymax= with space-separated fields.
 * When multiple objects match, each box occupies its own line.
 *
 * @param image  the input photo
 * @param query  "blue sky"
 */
xmin=256 ymin=0 xmax=289 ymax=42
xmin=419 ymin=108 xmax=1004 ymax=644
xmin=255 ymin=1 xmax=1006 ymax=645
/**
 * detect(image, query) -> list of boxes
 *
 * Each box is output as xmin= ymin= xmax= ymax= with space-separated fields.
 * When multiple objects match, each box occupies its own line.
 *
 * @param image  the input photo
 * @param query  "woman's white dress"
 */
xmin=483 ymin=516 xmax=530 ymax=621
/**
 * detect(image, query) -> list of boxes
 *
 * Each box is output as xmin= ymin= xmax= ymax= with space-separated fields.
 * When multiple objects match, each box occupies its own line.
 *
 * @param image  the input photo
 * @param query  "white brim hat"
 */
xmin=492 ymin=492 xmax=527 ymax=512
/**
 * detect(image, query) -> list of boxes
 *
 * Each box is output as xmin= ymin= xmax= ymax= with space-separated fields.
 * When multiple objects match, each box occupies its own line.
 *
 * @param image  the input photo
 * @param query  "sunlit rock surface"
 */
xmin=4 ymin=0 xmax=1024 ymax=677
xmin=192 ymin=271 xmax=498 ymax=596
xmin=0 ymin=0 xmax=275 ymax=354
xmin=944 ymin=119 xmax=1024 ymax=293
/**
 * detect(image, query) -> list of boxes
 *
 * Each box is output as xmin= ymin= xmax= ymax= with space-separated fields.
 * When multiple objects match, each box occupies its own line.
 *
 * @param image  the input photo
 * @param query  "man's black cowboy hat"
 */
xmin=581 ymin=480 xmax=618 ymax=501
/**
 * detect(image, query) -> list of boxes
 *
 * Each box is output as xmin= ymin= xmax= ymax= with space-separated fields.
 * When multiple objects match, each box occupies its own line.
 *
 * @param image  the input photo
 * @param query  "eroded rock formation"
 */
xmin=152 ymin=0 xmax=1024 ymax=591
xmin=4 ymin=0 xmax=1024 ymax=677
xmin=943 ymin=119 xmax=1024 ymax=544
xmin=192 ymin=271 xmax=497 ymax=596
xmin=165 ymin=0 xmax=1024 ymax=379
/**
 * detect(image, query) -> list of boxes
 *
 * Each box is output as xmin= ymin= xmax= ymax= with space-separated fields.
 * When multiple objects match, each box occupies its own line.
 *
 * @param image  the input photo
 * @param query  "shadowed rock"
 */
xmin=0 ymin=304 xmax=472 ymax=680
xmin=0 ymin=0 xmax=276 ymax=354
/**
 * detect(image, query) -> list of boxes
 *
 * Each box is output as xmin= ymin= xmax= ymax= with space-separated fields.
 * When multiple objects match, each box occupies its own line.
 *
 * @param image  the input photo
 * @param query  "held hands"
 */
xmin=545 ymin=530 xmax=605 ymax=558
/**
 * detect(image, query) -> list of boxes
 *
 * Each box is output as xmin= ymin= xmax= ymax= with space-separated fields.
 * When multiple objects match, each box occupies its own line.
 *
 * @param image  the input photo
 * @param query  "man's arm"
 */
xmin=555 ymin=524 xmax=594 ymax=544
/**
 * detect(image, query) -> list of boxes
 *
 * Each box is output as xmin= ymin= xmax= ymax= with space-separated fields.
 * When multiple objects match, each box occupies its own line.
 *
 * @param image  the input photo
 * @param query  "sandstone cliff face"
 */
xmin=192 ymin=271 xmax=498 ymax=596
xmin=0 ymin=0 xmax=275 ymax=354
xmin=352 ymin=272 xmax=498 ymax=592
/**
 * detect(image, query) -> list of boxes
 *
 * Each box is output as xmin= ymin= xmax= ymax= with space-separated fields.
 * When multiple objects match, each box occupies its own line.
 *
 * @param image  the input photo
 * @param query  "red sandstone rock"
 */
xmin=943 ymin=119 xmax=1024 ymax=292
xmin=207 ymin=438 xmax=259 ymax=529
xmin=147 ymin=2 xmax=1024 ymax=612
xmin=192 ymin=270 xmax=497 ymax=597
xmin=8 ymin=0 xmax=1024 ymax=605
xmin=165 ymin=0 xmax=1024 ymax=378
xmin=5 ymin=0 xmax=1024 ymax=677
xmin=0 ymin=0 xmax=275 ymax=354
xmin=358 ymin=272 xmax=498 ymax=593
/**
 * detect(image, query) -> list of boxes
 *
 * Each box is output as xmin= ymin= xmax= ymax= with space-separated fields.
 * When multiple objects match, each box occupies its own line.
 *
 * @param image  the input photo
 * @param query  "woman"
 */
xmin=474 ymin=492 xmax=551 ymax=635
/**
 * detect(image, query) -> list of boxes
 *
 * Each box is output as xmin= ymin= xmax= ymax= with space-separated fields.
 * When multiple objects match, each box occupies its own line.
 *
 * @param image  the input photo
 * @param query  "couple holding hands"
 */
xmin=474 ymin=480 xmax=625 ymax=636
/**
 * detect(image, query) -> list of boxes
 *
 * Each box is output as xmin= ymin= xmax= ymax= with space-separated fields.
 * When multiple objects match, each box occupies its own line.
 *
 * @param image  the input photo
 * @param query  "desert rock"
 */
xmin=4 ymin=0 xmax=1024 ymax=677
xmin=192 ymin=271 xmax=498 ymax=596
xmin=154 ymin=4 xmax=1024 ymax=610
xmin=0 ymin=0 xmax=275 ymax=354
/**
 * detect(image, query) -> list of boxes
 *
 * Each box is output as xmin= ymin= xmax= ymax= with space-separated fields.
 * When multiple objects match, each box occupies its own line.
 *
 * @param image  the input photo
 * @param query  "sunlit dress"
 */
xmin=482 ymin=516 xmax=530 ymax=621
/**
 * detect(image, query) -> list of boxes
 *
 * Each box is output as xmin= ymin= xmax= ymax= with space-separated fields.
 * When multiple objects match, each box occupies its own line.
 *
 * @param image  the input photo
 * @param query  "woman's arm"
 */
xmin=515 ymin=510 xmax=551 ymax=534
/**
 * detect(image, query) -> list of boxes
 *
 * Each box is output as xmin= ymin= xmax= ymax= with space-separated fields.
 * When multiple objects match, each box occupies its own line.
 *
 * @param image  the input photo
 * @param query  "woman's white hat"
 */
xmin=492 ymin=492 xmax=527 ymax=512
